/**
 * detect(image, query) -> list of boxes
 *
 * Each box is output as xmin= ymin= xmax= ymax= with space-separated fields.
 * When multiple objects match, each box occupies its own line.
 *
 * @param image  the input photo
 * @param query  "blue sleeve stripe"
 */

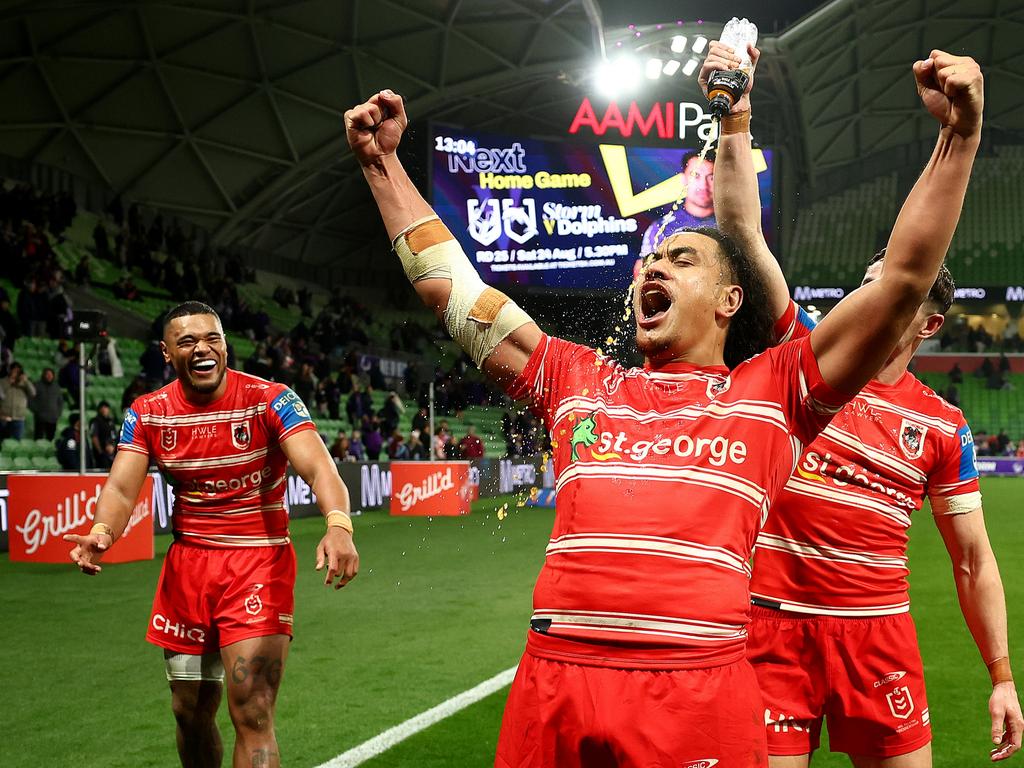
xmin=119 ymin=408 xmax=139 ymax=445
xmin=270 ymin=390 xmax=312 ymax=432
xmin=796 ymin=305 xmax=818 ymax=332
xmin=957 ymin=424 xmax=979 ymax=481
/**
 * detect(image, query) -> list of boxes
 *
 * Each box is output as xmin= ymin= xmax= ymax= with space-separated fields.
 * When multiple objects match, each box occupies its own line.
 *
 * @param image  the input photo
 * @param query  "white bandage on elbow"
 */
xmin=394 ymin=216 xmax=532 ymax=367
xmin=165 ymin=652 xmax=225 ymax=682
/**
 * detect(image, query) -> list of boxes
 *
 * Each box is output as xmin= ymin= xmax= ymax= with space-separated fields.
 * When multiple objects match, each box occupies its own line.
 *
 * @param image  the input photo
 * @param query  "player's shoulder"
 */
xmin=231 ymin=369 xmax=287 ymax=401
xmin=129 ymin=380 xmax=177 ymax=414
xmin=898 ymin=372 xmax=968 ymax=426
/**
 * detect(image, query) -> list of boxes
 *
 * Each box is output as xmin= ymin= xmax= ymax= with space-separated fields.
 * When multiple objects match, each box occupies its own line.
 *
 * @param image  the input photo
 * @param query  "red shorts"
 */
xmin=747 ymin=606 xmax=931 ymax=758
xmin=146 ymin=541 xmax=296 ymax=654
xmin=495 ymin=651 xmax=768 ymax=768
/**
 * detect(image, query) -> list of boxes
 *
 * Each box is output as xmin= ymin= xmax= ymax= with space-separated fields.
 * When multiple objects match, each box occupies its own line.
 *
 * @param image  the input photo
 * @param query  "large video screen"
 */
xmin=431 ymin=128 xmax=773 ymax=290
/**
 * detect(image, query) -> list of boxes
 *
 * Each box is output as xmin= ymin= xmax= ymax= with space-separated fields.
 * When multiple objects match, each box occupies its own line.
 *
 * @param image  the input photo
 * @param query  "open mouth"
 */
xmin=638 ymin=282 xmax=672 ymax=326
xmin=190 ymin=359 xmax=218 ymax=374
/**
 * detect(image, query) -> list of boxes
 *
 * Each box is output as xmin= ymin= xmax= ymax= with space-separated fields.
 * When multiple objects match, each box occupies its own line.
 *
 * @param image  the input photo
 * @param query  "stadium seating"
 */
xmin=787 ymin=145 xmax=1024 ymax=287
xmin=916 ymin=371 xmax=1024 ymax=441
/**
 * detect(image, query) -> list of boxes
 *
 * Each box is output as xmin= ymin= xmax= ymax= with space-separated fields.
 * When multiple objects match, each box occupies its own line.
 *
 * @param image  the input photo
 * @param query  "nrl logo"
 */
xmin=161 ymin=427 xmax=176 ymax=451
xmin=898 ymin=419 xmax=927 ymax=460
xmin=886 ymin=685 xmax=915 ymax=720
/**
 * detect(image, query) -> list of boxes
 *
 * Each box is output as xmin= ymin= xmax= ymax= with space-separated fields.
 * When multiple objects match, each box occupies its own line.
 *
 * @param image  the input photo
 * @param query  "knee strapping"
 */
xmin=165 ymin=652 xmax=225 ymax=682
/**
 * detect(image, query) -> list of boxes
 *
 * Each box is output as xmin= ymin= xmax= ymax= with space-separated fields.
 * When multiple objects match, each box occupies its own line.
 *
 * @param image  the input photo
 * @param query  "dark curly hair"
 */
xmin=682 ymin=227 xmax=777 ymax=369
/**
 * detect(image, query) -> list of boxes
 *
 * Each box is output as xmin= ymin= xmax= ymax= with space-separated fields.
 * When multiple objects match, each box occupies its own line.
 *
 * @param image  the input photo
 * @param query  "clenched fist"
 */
xmin=913 ymin=50 xmax=983 ymax=138
xmin=344 ymin=89 xmax=408 ymax=168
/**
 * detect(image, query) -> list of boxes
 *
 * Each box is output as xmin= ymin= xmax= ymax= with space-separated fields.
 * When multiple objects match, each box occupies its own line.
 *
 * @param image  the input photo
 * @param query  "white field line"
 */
xmin=312 ymin=665 xmax=518 ymax=768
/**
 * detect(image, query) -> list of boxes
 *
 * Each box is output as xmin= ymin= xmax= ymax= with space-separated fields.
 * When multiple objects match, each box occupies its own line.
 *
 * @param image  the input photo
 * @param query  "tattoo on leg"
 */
xmin=232 ymin=656 xmax=249 ymax=684
xmin=230 ymin=655 xmax=284 ymax=687
xmin=251 ymin=748 xmax=278 ymax=767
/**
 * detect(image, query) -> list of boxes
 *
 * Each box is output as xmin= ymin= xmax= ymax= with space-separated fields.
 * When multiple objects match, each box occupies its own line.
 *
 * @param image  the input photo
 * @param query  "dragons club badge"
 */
xmin=898 ymin=419 xmax=927 ymax=460
xmin=231 ymin=420 xmax=252 ymax=450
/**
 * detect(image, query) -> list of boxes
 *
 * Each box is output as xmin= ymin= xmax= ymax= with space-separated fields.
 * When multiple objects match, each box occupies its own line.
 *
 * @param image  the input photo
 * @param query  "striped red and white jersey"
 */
xmin=508 ymin=332 xmax=849 ymax=669
xmin=750 ymin=301 xmax=982 ymax=617
xmin=118 ymin=369 xmax=316 ymax=548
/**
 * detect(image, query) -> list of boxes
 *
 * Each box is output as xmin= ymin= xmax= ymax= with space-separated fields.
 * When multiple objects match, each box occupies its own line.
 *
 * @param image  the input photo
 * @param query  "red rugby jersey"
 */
xmin=118 ymin=369 xmax=316 ymax=547
xmin=507 ymin=333 xmax=849 ymax=669
xmin=750 ymin=302 xmax=982 ymax=616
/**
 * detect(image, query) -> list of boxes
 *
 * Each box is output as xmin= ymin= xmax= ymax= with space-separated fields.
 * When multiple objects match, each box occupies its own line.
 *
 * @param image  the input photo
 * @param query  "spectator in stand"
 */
xmin=89 ymin=400 xmax=118 ymax=469
xmin=388 ymin=430 xmax=409 ymax=459
xmin=121 ymin=374 xmax=148 ymax=410
xmin=314 ymin=377 xmax=331 ymax=418
xmin=948 ymin=362 xmax=963 ymax=384
xmin=113 ymin=274 xmax=141 ymax=301
xmin=73 ymin=254 xmax=92 ymax=285
xmin=407 ymin=429 xmax=427 ymax=460
xmin=56 ymin=412 xmax=89 ymax=470
xmin=1016 ymin=439 xmax=1024 ymax=459
xmin=348 ymin=429 xmax=365 ymax=462
xmin=31 ymin=367 xmax=63 ymax=440
xmin=996 ymin=430 xmax=1011 ymax=456
xmin=325 ymin=376 xmax=341 ymax=420
xmin=45 ymin=276 xmax=72 ymax=339
xmin=93 ymin=219 xmax=112 ymax=261
xmin=346 ymin=383 xmax=372 ymax=427
xmin=977 ymin=356 xmax=994 ymax=379
xmin=433 ymin=426 xmax=452 ymax=460
xmin=0 ymin=297 xmax=19 ymax=351
xmin=943 ymin=383 xmax=960 ymax=408
xmin=412 ymin=406 xmax=428 ymax=434
xmin=368 ymin=360 xmax=386 ymax=391
xmin=139 ymin=339 xmax=166 ymax=389
xmin=58 ymin=352 xmax=82 ymax=400
xmin=364 ymin=419 xmax=383 ymax=461
xmin=0 ymin=362 xmax=36 ymax=441
xmin=293 ymin=361 xmax=317 ymax=408
xmin=458 ymin=424 xmax=485 ymax=459
xmin=379 ymin=391 xmax=405 ymax=434
xmin=329 ymin=431 xmax=351 ymax=462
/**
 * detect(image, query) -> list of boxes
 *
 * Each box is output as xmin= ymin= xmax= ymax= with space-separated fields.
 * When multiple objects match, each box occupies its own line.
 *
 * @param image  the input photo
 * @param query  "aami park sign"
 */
xmin=568 ymin=98 xmax=718 ymax=142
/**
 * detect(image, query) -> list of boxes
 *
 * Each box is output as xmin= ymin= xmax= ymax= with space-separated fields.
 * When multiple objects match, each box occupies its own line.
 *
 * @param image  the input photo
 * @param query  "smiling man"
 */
xmin=345 ymin=61 xmax=977 ymax=765
xmin=64 ymin=301 xmax=359 ymax=768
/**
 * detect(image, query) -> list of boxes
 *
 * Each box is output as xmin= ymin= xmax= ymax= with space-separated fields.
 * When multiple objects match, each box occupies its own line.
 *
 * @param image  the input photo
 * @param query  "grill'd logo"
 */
xmin=395 ymin=469 xmax=456 ymax=513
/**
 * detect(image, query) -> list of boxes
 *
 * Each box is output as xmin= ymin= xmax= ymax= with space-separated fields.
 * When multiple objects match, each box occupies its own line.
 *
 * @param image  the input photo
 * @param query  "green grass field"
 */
xmin=2 ymin=480 xmax=1022 ymax=767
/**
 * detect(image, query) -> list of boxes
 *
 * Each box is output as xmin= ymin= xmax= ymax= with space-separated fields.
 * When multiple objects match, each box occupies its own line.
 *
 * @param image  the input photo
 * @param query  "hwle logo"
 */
xmin=765 ymin=709 xmax=809 ymax=733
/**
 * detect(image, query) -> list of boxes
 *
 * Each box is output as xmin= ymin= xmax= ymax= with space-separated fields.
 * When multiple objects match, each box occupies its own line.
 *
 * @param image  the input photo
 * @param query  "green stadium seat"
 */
xmin=12 ymin=456 xmax=32 ymax=470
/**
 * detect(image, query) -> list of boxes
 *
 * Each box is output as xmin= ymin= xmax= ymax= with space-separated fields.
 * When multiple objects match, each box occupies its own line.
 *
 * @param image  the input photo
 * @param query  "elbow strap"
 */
xmin=394 ymin=216 xmax=533 ymax=367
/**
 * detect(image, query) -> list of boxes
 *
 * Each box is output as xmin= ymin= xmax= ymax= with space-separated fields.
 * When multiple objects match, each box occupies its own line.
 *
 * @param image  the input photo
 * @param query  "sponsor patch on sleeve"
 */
xmin=957 ymin=424 xmax=979 ymax=481
xmin=270 ymin=388 xmax=312 ymax=433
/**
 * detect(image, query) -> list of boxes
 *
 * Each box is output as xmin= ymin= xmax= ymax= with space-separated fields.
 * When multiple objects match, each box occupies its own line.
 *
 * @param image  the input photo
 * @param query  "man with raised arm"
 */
xmin=703 ymin=42 xmax=1021 ymax=767
xmin=345 ymin=62 xmax=975 ymax=764
xmin=64 ymin=301 xmax=359 ymax=768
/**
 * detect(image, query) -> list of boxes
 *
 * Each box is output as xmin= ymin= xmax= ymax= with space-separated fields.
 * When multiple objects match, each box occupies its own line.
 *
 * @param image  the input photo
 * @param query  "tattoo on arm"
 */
xmin=230 ymin=655 xmax=284 ymax=688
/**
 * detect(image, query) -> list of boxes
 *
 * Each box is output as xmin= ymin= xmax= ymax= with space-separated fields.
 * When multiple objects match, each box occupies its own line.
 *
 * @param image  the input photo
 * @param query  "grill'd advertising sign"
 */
xmin=7 ymin=474 xmax=155 ymax=563
xmin=389 ymin=461 xmax=472 ymax=516
xmin=431 ymin=126 xmax=773 ymax=290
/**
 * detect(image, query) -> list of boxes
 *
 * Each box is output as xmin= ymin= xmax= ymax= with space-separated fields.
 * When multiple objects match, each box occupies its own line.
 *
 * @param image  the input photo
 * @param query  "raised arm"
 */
xmin=345 ymin=90 xmax=542 ymax=389
xmin=63 ymin=448 xmax=150 ymax=574
xmin=934 ymin=509 xmax=1022 ymax=760
xmin=701 ymin=42 xmax=791 ymax=323
xmin=809 ymin=51 xmax=982 ymax=394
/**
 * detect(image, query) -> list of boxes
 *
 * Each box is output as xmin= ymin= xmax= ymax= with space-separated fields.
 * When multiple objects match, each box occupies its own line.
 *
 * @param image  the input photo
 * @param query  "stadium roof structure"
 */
xmin=0 ymin=0 xmax=1022 ymax=275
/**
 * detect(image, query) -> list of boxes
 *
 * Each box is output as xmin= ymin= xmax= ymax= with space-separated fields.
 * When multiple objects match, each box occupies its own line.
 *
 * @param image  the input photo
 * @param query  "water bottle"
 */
xmin=707 ymin=17 xmax=759 ymax=118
